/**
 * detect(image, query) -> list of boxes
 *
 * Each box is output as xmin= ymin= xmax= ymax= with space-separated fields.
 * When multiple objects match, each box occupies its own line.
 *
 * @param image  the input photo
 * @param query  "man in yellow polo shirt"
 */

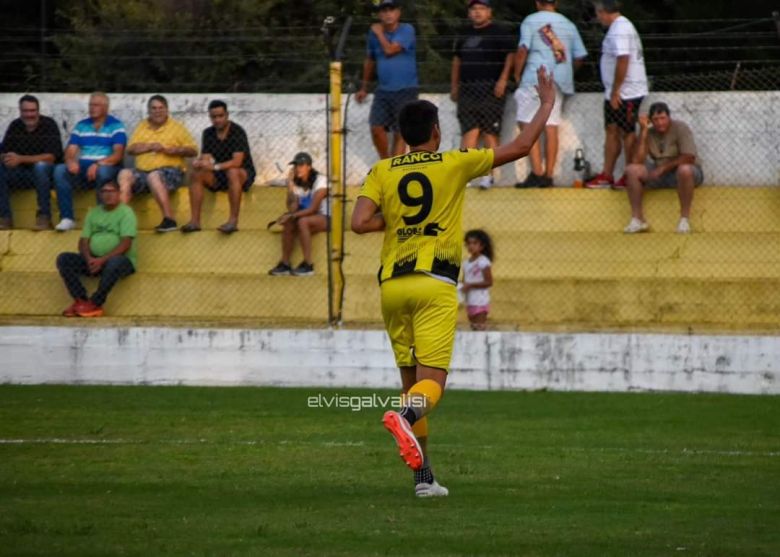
xmin=118 ymin=95 xmax=197 ymax=232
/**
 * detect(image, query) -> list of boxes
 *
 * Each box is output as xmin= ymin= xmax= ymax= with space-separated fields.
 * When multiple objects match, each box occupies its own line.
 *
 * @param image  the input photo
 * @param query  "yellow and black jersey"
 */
xmin=359 ymin=148 xmax=494 ymax=284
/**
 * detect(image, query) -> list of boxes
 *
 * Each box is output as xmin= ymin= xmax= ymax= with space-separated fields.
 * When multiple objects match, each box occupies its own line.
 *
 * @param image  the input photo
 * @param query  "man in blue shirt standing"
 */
xmin=53 ymin=92 xmax=127 ymax=231
xmin=355 ymin=0 xmax=418 ymax=159
xmin=513 ymin=0 xmax=587 ymax=188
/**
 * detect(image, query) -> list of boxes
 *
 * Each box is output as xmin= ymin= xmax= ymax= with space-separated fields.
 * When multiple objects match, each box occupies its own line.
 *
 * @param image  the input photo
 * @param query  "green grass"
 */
xmin=0 ymin=385 xmax=778 ymax=557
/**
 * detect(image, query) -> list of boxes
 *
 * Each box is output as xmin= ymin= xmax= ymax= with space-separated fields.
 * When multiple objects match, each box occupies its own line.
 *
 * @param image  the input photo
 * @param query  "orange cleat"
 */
xmin=382 ymin=410 xmax=424 ymax=471
xmin=75 ymin=300 xmax=104 ymax=318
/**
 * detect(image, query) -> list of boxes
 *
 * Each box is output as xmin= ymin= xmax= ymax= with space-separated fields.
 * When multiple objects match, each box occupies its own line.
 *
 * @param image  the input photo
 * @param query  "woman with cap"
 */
xmin=268 ymin=152 xmax=329 ymax=276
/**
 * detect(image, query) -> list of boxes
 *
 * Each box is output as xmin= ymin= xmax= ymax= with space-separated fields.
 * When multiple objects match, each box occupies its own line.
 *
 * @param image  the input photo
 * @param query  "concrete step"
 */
xmin=7 ymin=186 xmax=780 ymax=233
xmin=341 ymin=274 xmax=780 ymax=328
xmin=343 ymin=232 xmax=780 ymax=279
xmin=0 ymin=271 xmax=328 ymax=321
xmin=0 ymin=230 xmax=329 ymax=274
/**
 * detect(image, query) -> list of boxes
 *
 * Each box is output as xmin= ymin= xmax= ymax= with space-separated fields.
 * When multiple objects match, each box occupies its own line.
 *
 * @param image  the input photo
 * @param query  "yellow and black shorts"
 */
xmin=380 ymin=273 xmax=458 ymax=371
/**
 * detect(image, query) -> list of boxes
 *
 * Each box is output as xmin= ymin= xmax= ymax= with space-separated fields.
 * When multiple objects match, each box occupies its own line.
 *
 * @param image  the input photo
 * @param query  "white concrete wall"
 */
xmin=1 ymin=326 xmax=777 ymax=395
xmin=1 ymin=91 xmax=778 ymax=187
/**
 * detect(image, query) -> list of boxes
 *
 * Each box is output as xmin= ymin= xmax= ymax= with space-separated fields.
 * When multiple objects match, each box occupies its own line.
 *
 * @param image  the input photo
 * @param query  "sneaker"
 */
xmin=538 ymin=175 xmax=554 ymax=188
xmin=292 ymin=262 xmax=314 ymax=276
xmin=33 ymin=215 xmax=53 ymax=231
xmin=623 ymin=218 xmax=650 ymax=234
xmin=676 ymin=217 xmax=691 ymax=234
xmin=154 ymin=217 xmax=178 ymax=233
xmin=415 ymin=480 xmax=449 ymax=498
xmin=55 ymin=218 xmax=76 ymax=232
xmin=382 ymin=410 xmax=424 ymax=471
xmin=75 ymin=300 xmax=104 ymax=318
xmin=0 ymin=217 xmax=12 ymax=230
xmin=612 ymin=175 xmax=627 ymax=190
xmin=268 ymin=262 xmax=292 ymax=276
xmin=477 ymin=175 xmax=493 ymax=190
xmin=585 ymin=173 xmax=614 ymax=189
xmin=514 ymin=172 xmax=543 ymax=189
xmin=62 ymin=299 xmax=89 ymax=318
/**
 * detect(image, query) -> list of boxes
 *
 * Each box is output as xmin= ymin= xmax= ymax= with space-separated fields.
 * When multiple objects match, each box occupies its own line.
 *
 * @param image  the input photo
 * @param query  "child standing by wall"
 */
xmin=460 ymin=229 xmax=494 ymax=331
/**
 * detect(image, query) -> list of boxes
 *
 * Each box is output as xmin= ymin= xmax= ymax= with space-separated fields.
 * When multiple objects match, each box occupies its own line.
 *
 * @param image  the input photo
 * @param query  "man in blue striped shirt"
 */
xmin=53 ymin=92 xmax=127 ymax=231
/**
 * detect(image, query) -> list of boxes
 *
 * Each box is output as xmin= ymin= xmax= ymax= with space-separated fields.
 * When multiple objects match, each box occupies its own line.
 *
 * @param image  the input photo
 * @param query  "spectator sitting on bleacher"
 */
xmin=0 ymin=94 xmax=63 ymax=230
xmin=118 ymin=95 xmax=197 ymax=233
xmin=53 ymin=92 xmax=127 ymax=231
xmin=268 ymin=152 xmax=329 ymax=277
xmin=181 ymin=100 xmax=256 ymax=234
xmin=623 ymin=102 xmax=703 ymax=234
xmin=56 ymin=181 xmax=137 ymax=318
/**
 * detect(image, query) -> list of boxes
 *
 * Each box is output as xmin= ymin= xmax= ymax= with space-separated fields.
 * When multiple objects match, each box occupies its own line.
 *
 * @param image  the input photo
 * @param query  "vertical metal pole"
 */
xmin=328 ymin=60 xmax=344 ymax=325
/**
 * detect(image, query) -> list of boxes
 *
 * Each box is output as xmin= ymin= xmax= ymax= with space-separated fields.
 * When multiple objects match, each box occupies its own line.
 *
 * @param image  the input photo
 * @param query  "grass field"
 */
xmin=1 ymin=385 xmax=778 ymax=556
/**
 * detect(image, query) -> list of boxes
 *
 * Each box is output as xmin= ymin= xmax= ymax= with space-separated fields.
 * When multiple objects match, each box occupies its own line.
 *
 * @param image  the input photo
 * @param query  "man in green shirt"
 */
xmin=56 ymin=181 xmax=137 ymax=317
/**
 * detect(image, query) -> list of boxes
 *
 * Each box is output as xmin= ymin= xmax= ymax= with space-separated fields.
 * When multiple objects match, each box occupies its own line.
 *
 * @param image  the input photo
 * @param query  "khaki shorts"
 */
xmin=514 ymin=85 xmax=564 ymax=126
xmin=380 ymin=273 xmax=458 ymax=371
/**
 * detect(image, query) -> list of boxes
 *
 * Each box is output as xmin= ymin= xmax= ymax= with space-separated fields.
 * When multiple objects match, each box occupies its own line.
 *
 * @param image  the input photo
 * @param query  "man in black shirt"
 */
xmin=0 ymin=95 xmax=63 ymax=230
xmin=451 ymin=0 xmax=515 ymax=189
xmin=181 ymin=100 xmax=256 ymax=234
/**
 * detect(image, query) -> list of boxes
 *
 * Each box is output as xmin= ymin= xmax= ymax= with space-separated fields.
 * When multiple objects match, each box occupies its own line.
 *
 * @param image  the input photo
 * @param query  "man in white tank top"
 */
xmin=586 ymin=0 xmax=648 ymax=190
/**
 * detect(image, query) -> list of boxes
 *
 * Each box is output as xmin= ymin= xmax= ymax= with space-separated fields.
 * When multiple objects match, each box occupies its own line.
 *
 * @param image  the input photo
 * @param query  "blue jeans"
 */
xmin=53 ymin=161 xmax=121 ymax=220
xmin=0 ymin=162 xmax=54 ymax=218
xmin=56 ymin=252 xmax=135 ymax=307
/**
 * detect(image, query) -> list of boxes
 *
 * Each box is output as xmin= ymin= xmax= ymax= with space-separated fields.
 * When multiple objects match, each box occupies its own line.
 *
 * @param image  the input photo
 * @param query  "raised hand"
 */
xmin=535 ymin=66 xmax=556 ymax=107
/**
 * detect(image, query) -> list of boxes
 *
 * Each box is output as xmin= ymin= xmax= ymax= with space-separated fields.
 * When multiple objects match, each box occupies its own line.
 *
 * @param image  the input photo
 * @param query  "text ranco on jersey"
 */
xmin=390 ymin=152 xmax=444 ymax=168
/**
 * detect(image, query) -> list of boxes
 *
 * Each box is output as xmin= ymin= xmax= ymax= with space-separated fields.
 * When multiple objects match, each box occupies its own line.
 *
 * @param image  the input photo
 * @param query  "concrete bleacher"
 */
xmin=1 ymin=186 xmax=779 ymax=330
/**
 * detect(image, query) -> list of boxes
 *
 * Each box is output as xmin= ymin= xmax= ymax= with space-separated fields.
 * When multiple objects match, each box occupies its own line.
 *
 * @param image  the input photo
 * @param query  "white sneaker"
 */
xmin=55 ymin=218 xmax=76 ymax=232
xmin=415 ymin=479 xmax=449 ymax=498
xmin=477 ymin=175 xmax=493 ymax=190
xmin=676 ymin=217 xmax=691 ymax=234
xmin=623 ymin=218 xmax=649 ymax=234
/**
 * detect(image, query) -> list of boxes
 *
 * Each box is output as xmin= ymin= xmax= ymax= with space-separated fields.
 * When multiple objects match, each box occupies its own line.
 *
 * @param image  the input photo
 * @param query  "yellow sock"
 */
xmin=412 ymin=416 xmax=428 ymax=438
xmin=407 ymin=379 xmax=443 ymax=418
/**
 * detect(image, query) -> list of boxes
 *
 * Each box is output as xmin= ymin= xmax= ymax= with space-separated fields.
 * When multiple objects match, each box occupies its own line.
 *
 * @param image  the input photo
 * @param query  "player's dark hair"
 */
xmin=594 ymin=0 xmax=620 ymax=13
xmin=208 ymin=99 xmax=228 ymax=112
xmin=19 ymin=94 xmax=39 ymax=108
xmin=465 ymin=229 xmax=494 ymax=261
xmin=398 ymin=100 xmax=439 ymax=147
xmin=648 ymin=102 xmax=670 ymax=117
xmin=148 ymin=94 xmax=168 ymax=108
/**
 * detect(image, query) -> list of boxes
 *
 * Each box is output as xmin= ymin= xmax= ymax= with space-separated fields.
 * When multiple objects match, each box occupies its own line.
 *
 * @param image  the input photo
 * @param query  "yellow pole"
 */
xmin=328 ymin=60 xmax=344 ymax=325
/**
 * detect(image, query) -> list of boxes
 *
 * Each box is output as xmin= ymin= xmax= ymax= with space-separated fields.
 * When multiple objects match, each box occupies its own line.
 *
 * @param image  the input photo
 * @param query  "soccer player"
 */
xmin=351 ymin=66 xmax=556 ymax=497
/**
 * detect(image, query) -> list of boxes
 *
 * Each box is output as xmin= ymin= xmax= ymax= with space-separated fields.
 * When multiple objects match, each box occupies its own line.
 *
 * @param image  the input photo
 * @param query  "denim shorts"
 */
xmin=131 ymin=167 xmax=184 ymax=193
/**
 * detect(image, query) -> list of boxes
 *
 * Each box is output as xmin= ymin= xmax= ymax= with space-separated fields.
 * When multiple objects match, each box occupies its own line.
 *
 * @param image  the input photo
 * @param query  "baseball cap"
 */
xmin=468 ymin=0 xmax=490 ymax=6
xmin=371 ymin=0 xmax=400 ymax=10
xmin=289 ymin=152 xmax=313 ymax=166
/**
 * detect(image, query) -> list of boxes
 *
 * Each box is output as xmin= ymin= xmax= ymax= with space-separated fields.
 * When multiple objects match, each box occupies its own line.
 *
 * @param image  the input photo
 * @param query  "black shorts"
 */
xmin=604 ymin=96 xmax=644 ymax=133
xmin=457 ymin=81 xmax=506 ymax=136
xmin=212 ymin=169 xmax=256 ymax=192
xmin=369 ymin=88 xmax=419 ymax=131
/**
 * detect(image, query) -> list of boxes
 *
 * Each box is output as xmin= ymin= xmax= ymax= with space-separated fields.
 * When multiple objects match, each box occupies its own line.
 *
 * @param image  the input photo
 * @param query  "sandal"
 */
xmin=180 ymin=222 xmax=202 ymax=233
xmin=217 ymin=222 xmax=238 ymax=234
